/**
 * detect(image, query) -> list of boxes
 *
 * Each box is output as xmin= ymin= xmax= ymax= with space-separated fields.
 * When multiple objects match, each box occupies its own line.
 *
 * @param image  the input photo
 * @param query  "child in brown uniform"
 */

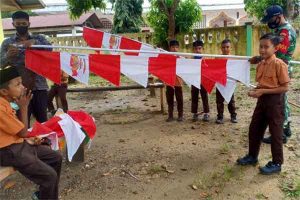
xmin=237 ymin=33 xmax=290 ymax=175
xmin=0 ymin=66 xmax=62 ymax=199
xmin=215 ymin=39 xmax=237 ymax=124
xmin=191 ymin=40 xmax=210 ymax=122
xmin=166 ymin=40 xmax=184 ymax=122
xmin=48 ymin=71 xmax=69 ymax=115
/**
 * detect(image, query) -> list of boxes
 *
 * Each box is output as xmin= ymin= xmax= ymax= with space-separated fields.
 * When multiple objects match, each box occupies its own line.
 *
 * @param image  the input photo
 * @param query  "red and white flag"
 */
xmin=176 ymin=58 xmax=201 ymax=89
xmin=226 ymin=60 xmax=250 ymax=86
xmin=121 ymin=55 xmax=149 ymax=87
xmin=25 ymin=50 xmax=61 ymax=84
xmin=83 ymin=27 xmax=160 ymax=57
xmin=60 ymin=52 xmax=90 ymax=85
xmin=89 ymin=54 xmax=121 ymax=86
xmin=216 ymin=79 xmax=237 ymax=103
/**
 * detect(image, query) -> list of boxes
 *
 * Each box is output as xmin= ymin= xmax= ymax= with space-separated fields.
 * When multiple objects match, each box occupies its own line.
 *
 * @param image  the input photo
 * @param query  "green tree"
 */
xmin=244 ymin=0 xmax=299 ymax=21
xmin=66 ymin=0 xmax=106 ymax=20
xmin=110 ymin=0 xmax=144 ymax=33
xmin=147 ymin=0 xmax=202 ymax=47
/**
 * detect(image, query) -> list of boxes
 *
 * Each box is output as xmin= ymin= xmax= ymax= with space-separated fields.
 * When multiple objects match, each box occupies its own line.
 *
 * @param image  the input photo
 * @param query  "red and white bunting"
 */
xmin=25 ymin=49 xmax=250 ymax=101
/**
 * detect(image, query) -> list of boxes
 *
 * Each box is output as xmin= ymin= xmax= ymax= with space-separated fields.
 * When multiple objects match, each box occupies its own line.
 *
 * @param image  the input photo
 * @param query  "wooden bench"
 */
xmin=0 ymin=167 xmax=15 ymax=183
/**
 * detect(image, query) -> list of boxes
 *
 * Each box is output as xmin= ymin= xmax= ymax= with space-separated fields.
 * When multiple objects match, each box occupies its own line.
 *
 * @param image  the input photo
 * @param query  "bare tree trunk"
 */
xmin=168 ymin=11 xmax=176 ymax=40
xmin=286 ymin=0 xmax=296 ymax=20
xmin=159 ymin=0 xmax=180 ymax=41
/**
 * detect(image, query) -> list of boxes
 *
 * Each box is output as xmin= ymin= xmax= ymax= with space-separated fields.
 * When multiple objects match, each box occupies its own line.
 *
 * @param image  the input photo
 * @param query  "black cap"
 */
xmin=261 ymin=5 xmax=283 ymax=23
xmin=0 ymin=66 xmax=20 ymax=85
xmin=12 ymin=11 xmax=29 ymax=20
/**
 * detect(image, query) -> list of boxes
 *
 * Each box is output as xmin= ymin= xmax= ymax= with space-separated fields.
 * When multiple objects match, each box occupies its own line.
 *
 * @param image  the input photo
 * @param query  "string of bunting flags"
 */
xmin=25 ymin=26 xmax=300 ymax=103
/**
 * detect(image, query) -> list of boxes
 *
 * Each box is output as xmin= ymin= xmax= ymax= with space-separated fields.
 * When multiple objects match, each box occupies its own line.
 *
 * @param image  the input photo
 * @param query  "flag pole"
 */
xmin=25 ymin=44 xmax=300 ymax=65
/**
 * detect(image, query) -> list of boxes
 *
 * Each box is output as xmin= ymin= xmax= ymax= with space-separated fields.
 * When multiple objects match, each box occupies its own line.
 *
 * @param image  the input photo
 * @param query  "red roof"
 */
xmin=2 ymin=12 xmax=99 ymax=30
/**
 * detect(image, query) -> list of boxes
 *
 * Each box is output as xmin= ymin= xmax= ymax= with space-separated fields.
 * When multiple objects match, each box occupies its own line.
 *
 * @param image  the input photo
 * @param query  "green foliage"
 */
xmin=244 ymin=0 xmax=299 ymax=20
xmin=147 ymin=0 xmax=202 ymax=47
xmin=111 ymin=0 xmax=144 ymax=33
xmin=1 ymin=10 xmax=38 ymax=19
xmin=66 ymin=0 xmax=106 ymax=20
xmin=281 ymin=179 xmax=300 ymax=198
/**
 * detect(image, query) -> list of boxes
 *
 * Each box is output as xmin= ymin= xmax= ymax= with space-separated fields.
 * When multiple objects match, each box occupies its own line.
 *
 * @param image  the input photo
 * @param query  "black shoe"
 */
xmin=231 ymin=116 xmax=238 ymax=123
xmin=236 ymin=155 xmax=258 ymax=166
xmin=262 ymin=136 xmax=287 ymax=144
xmin=192 ymin=113 xmax=198 ymax=122
xmin=202 ymin=113 xmax=210 ymax=122
xmin=259 ymin=161 xmax=281 ymax=175
xmin=284 ymin=123 xmax=292 ymax=138
xmin=177 ymin=116 xmax=184 ymax=122
xmin=166 ymin=117 xmax=174 ymax=122
xmin=262 ymin=136 xmax=272 ymax=144
xmin=215 ymin=117 xmax=224 ymax=124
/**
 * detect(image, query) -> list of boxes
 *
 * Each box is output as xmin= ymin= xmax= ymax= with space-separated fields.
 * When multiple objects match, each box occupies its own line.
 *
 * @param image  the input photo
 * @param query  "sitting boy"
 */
xmin=0 ymin=66 xmax=62 ymax=200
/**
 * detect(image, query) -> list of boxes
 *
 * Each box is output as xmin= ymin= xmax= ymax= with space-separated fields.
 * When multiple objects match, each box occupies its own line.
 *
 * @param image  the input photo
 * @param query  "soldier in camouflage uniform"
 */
xmin=250 ymin=5 xmax=296 ymax=144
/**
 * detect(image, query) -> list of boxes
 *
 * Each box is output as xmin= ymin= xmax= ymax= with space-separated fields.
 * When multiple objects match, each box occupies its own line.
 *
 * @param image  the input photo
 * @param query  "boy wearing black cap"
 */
xmin=191 ymin=40 xmax=210 ymax=122
xmin=1 ymin=11 xmax=52 ymax=125
xmin=0 ymin=66 xmax=62 ymax=200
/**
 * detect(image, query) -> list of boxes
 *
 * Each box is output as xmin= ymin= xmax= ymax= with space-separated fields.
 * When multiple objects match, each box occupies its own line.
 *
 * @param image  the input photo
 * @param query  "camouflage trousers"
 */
xmin=283 ymin=65 xmax=292 ymax=132
xmin=283 ymin=93 xmax=290 ymax=129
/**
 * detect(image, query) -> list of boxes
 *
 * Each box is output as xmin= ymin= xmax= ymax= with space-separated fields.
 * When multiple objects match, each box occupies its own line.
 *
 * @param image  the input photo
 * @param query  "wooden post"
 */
xmin=160 ymin=86 xmax=165 ymax=114
xmin=148 ymin=76 xmax=156 ymax=97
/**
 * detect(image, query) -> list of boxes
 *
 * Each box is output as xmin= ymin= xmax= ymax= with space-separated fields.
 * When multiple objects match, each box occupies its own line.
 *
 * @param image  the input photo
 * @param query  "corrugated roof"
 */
xmin=2 ymin=12 xmax=99 ymax=30
xmin=1 ymin=0 xmax=45 ymax=11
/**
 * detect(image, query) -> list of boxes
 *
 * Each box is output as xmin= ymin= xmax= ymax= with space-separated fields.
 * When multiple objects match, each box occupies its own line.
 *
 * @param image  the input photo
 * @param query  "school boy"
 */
xmin=237 ymin=33 xmax=290 ymax=175
xmin=48 ymin=71 xmax=69 ymax=115
xmin=0 ymin=66 xmax=62 ymax=199
xmin=190 ymin=40 xmax=210 ymax=122
xmin=166 ymin=40 xmax=184 ymax=122
xmin=215 ymin=39 xmax=237 ymax=124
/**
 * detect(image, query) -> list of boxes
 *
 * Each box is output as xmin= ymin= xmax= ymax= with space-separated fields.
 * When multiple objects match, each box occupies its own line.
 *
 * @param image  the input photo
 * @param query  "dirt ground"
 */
xmin=1 ymin=78 xmax=299 ymax=200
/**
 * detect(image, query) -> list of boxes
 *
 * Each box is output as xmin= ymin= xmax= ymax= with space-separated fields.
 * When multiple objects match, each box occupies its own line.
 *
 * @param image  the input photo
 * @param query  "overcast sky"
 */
xmin=43 ymin=0 xmax=244 ymax=6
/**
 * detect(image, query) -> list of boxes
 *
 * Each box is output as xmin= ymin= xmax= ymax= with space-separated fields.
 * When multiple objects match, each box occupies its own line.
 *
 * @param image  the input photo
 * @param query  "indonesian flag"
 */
xmin=26 ymin=50 xmax=90 ymax=85
xmin=27 ymin=122 xmax=59 ymax=150
xmin=83 ymin=27 xmax=159 ymax=57
xmin=89 ymin=54 xmax=121 ymax=86
xmin=90 ymin=54 xmax=149 ymax=87
xmin=60 ymin=52 xmax=90 ymax=85
xmin=25 ymin=50 xmax=61 ymax=84
xmin=149 ymin=55 xmax=177 ymax=86
xmin=58 ymin=113 xmax=86 ymax=161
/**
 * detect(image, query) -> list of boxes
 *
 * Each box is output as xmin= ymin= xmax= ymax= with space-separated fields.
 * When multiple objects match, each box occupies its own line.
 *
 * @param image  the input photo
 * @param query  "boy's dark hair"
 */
xmin=259 ymin=33 xmax=281 ymax=46
xmin=193 ymin=40 xmax=204 ymax=47
xmin=221 ymin=39 xmax=231 ymax=45
xmin=0 ymin=82 xmax=10 ymax=89
xmin=169 ymin=40 xmax=179 ymax=47
xmin=12 ymin=11 xmax=29 ymax=21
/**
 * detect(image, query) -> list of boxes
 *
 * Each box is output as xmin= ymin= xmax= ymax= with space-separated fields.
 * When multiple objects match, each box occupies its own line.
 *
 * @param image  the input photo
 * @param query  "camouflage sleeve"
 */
xmin=277 ymin=29 xmax=290 ymax=54
xmin=0 ymin=39 xmax=10 ymax=68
